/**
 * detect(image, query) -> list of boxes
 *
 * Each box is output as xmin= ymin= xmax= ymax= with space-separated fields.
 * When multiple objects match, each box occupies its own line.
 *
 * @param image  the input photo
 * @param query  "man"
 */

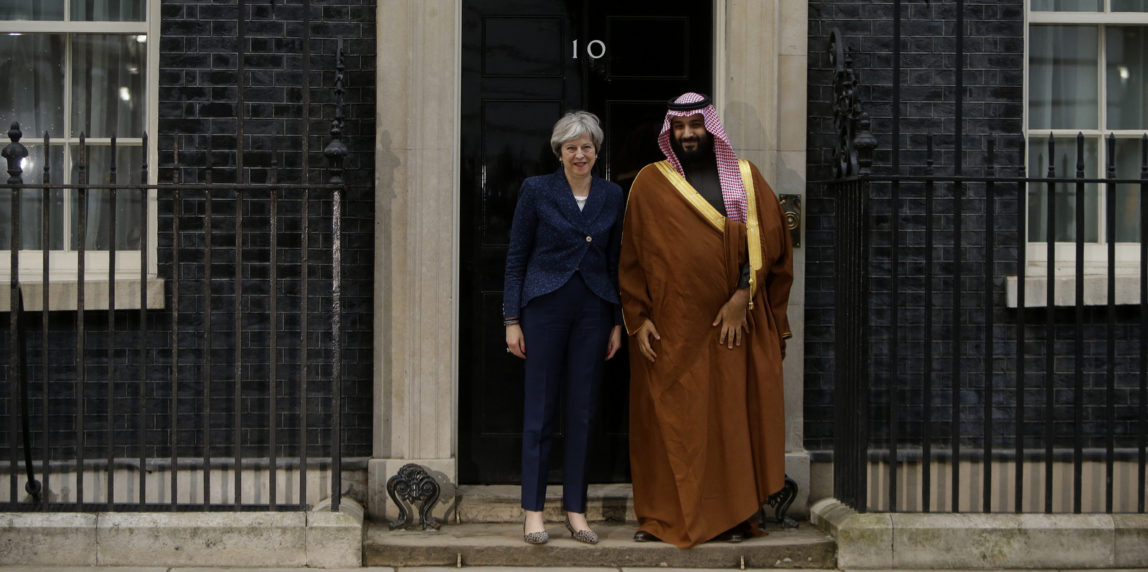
xmin=619 ymin=92 xmax=792 ymax=548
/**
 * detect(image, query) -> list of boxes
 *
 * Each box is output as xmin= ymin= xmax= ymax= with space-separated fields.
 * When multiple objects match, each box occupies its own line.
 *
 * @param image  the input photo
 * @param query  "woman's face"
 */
xmin=560 ymin=134 xmax=597 ymax=178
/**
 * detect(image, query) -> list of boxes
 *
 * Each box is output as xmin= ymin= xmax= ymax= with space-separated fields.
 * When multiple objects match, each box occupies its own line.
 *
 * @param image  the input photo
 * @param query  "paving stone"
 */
xmin=400 ymin=568 xmax=616 ymax=572
xmin=622 ymin=569 xmax=836 ymax=572
xmin=172 ymin=569 xmax=390 ymax=572
xmin=172 ymin=568 xmax=392 ymax=572
xmin=0 ymin=568 xmax=165 ymax=572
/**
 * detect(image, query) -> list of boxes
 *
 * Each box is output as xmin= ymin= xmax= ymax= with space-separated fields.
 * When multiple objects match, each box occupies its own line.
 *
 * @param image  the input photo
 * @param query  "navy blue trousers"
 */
xmin=520 ymin=273 xmax=611 ymax=513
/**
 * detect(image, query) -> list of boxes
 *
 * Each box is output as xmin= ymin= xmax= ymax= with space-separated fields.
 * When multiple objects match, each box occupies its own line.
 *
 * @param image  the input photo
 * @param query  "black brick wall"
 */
xmin=1 ymin=0 xmax=375 ymax=463
xmin=806 ymin=1 xmax=1146 ymax=456
xmin=155 ymin=0 xmax=376 ymax=459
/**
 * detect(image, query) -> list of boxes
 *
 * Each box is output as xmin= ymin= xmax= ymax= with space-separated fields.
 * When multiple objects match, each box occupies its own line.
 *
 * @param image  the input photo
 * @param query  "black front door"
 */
xmin=460 ymin=0 xmax=713 ymax=484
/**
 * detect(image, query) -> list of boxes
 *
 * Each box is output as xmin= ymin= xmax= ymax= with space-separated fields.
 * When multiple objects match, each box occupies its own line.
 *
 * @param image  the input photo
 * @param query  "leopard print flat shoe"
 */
xmin=523 ymin=520 xmax=549 ymax=545
xmin=564 ymin=515 xmax=599 ymax=544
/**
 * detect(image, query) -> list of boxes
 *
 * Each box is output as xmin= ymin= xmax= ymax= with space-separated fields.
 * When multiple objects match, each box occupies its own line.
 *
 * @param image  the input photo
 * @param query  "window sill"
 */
xmin=1006 ymin=272 xmax=1141 ymax=308
xmin=0 ymin=278 xmax=166 ymax=312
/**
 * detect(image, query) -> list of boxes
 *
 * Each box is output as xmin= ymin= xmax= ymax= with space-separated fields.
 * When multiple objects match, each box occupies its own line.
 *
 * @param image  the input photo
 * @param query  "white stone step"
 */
xmin=364 ymin=521 xmax=837 ymax=569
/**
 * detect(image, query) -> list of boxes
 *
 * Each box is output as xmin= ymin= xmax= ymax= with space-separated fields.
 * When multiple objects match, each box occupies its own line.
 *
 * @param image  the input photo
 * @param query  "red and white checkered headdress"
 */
xmin=657 ymin=92 xmax=747 ymax=222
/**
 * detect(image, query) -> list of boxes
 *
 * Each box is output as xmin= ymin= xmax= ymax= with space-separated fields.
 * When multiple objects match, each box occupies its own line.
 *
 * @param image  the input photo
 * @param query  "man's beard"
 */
xmin=670 ymin=131 xmax=715 ymax=165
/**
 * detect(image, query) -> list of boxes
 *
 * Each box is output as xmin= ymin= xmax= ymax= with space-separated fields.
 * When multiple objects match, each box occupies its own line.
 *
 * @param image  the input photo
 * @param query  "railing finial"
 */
xmin=829 ymin=29 xmax=875 ymax=179
xmin=2 ymin=121 xmax=28 ymax=184
xmin=854 ymin=113 xmax=877 ymax=176
xmin=324 ymin=37 xmax=348 ymax=186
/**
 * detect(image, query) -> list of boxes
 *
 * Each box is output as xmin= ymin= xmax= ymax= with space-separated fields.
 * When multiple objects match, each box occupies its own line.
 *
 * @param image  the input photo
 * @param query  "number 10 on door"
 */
xmin=572 ymin=39 xmax=606 ymax=59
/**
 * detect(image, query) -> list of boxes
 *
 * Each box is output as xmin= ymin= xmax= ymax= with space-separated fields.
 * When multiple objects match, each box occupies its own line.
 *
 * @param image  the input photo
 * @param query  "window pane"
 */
xmin=71 ymin=34 xmax=148 ymax=139
xmin=69 ymin=145 xmax=144 ymax=250
xmin=1107 ymin=26 xmax=1148 ymax=130
xmin=1031 ymin=0 xmax=1102 ymax=10
xmin=0 ymin=0 xmax=65 ymax=20
xmin=1029 ymin=26 xmax=1099 ymax=130
xmin=1113 ymin=139 xmax=1145 ymax=242
xmin=1112 ymin=0 xmax=1148 ymax=11
xmin=71 ymin=0 xmax=145 ymax=22
xmin=1028 ymin=136 xmax=1100 ymax=242
xmin=0 ymin=145 xmax=65 ymax=250
xmin=0 ymin=34 xmax=65 ymax=139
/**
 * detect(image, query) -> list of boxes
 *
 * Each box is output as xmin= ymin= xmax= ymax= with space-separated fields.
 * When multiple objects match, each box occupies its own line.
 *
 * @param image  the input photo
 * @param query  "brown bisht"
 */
xmin=619 ymin=159 xmax=793 ymax=548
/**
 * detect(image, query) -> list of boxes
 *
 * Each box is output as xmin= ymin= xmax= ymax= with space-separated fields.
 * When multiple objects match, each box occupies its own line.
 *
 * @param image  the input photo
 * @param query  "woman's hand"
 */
xmin=635 ymin=319 xmax=661 ymax=363
xmin=605 ymin=325 xmax=623 ymax=360
xmin=712 ymin=288 xmax=749 ymax=349
xmin=506 ymin=324 xmax=526 ymax=359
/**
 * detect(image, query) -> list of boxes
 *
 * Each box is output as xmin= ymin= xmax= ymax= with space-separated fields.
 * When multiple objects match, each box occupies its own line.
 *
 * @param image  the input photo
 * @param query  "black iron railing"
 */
xmin=826 ymin=29 xmax=1148 ymax=514
xmin=0 ymin=44 xmax=350 ymax=513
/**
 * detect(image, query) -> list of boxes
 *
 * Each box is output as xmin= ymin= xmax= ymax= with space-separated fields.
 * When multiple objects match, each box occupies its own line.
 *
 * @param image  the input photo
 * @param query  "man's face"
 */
xmin=670 ymin=113 xmax=711 ymax=159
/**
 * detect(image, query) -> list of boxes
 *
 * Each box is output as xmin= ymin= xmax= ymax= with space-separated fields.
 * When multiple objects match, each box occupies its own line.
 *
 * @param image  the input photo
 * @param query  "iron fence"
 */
xmin=826 ymin=29 xmax=1148 ymax=515
xmin=0 ymin=47 xmax=350 ymax=513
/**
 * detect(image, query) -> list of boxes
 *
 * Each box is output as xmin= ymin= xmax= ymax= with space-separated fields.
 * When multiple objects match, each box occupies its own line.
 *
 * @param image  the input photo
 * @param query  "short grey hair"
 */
xmin=550 ymin=111 xmax=604 ymax=158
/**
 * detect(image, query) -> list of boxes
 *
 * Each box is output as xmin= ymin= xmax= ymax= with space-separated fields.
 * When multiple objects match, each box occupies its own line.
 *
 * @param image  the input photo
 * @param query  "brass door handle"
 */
xmin=779 ymin=194 xmax=801 ymax=248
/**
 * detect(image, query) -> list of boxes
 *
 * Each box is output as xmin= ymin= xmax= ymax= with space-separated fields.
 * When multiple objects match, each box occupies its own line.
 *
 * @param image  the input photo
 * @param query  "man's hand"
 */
xmin=635 ymin=319 xmax=661 ymax=363
xmin=712 ymin=288 xmax=749 ymax=349
xmin=506 ymin=324 xmax=526 ymax=359
xmin=606 ymin=325 xmax=623 ymax=360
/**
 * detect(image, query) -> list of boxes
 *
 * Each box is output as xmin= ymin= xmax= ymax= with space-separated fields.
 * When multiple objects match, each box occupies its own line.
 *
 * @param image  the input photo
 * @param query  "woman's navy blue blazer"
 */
xmin=503 ymin=168 xmax=624 ymax=325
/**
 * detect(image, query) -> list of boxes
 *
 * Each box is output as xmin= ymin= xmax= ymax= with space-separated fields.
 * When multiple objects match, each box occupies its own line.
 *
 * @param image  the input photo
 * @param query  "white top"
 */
xmin=574 ymin=195 xmax=588 ymax=211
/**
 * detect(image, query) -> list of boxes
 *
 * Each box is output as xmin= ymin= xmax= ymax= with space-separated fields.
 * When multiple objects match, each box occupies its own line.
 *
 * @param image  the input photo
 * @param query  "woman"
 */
xmin=503 ymin=111 xmax=625 ymax=545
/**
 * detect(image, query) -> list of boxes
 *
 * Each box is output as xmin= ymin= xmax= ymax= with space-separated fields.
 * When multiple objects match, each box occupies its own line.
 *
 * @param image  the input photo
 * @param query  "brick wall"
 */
xmin=155 ymin=0 xmax=376 ymax=459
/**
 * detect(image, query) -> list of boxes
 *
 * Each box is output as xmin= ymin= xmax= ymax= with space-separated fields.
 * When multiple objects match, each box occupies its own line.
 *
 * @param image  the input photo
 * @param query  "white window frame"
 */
xmin=0 ymin=0 xmax=160 ymax=308
xmin=1015 ymin=0 xmax=1148 ymax=306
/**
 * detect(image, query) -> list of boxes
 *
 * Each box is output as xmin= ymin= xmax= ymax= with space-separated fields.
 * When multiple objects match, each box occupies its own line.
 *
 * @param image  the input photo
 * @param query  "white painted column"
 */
xmin=720 ymin=0 xmax=811 ymax=516
xmin=369 ymin=0 xmax=461 ymax=520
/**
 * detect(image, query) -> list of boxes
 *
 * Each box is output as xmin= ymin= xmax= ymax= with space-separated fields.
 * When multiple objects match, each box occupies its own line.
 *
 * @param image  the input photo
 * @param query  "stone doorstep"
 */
xmin=810 ymin=498 xmax=1148 ymax=570
xmin=455 ymin=484 xmax=638 ymax=524
xmin=451 ymin=483 xmax=806 ymax=525
xmin=0 ymin=498 xmax=364 ymax=569
xmin=363 ymin=521 xmax=837 ymax=569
